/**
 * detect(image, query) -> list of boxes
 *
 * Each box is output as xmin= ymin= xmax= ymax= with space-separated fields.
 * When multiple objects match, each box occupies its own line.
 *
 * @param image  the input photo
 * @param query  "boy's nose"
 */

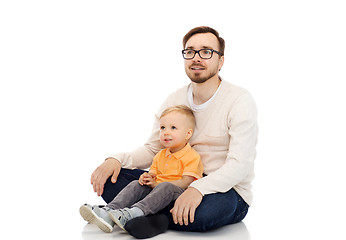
xmin=163 ymin=129 xmax=171 ymax=135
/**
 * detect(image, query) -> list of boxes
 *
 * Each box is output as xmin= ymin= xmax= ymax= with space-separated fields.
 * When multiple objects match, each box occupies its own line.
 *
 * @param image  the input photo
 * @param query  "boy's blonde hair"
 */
xmin=160 ymin=105 xmax=196 ymax=129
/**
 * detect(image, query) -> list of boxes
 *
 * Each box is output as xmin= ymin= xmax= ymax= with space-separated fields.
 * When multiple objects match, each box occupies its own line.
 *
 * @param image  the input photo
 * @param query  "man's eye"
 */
xmin=202 ymin=50 xmax=212 ymax=54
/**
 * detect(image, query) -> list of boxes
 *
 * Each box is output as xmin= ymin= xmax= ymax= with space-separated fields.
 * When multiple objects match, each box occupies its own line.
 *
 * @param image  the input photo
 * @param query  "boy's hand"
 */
xmin=138 ymin=172 xmax=158 ymax=188
xmin=138 ymin=173 xmax=148 ymax=186
xmin=146 ymin=173 xmax=158 ymax=188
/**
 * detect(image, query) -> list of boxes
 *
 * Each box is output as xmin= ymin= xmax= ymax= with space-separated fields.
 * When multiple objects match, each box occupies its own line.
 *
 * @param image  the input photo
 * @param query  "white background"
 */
xmin=1 ymin=1 xmax=345 ymax=239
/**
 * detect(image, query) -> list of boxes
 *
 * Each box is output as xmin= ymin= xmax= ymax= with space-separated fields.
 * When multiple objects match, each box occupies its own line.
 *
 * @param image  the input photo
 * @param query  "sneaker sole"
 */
xmin=79 ymin=205 xmax=113 ymax=233
xmin=109 ymin=212 xmax=126 ymax=231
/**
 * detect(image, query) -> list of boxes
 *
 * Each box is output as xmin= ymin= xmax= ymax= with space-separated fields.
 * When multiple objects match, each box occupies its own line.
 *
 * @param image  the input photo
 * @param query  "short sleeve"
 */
xmin=182 ymin=151 xmax=204 ymax=180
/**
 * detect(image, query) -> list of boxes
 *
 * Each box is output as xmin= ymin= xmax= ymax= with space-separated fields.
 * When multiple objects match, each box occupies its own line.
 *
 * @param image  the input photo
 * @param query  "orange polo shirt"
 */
xmin=149 ymin=143 xmax=203 ymax=183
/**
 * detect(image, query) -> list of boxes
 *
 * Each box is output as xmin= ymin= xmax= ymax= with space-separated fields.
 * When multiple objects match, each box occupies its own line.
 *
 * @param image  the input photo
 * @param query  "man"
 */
xmin=90 ymin=26 xmax=258 ymax=238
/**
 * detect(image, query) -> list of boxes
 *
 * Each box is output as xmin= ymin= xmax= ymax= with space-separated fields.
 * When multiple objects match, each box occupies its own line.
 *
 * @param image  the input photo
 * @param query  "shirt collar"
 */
xmin=188 ymin=77 xmax=223 ymax=111
xmin=165 ymin=143 xmax=192 ymax=159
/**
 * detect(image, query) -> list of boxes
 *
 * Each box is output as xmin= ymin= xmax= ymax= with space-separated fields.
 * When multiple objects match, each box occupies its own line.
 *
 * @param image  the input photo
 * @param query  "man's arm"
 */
xmin=170 ymin=92 xmax=258 ymax=225
xmin=190 ymin=92 xmax=258 ymax=195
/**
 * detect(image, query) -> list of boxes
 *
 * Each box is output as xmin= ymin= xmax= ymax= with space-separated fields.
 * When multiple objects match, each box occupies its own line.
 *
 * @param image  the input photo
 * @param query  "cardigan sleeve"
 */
xmin=190 ymin=91 xmax=258 ymax=196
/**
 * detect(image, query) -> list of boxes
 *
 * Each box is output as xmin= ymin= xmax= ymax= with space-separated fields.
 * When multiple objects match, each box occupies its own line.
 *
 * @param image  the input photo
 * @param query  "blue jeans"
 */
xmin=102 ymin=168 xmax=249 ymax=232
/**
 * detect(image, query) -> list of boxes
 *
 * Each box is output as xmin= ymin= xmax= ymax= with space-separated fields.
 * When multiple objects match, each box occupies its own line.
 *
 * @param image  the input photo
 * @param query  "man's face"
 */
xmin=184 ymin=33 xmax=224 ymax=83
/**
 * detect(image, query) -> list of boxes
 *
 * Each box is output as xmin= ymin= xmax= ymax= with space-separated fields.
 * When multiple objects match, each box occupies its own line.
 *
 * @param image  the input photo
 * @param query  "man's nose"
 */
xmin=192 ymin=53 xmax=202 ymax=62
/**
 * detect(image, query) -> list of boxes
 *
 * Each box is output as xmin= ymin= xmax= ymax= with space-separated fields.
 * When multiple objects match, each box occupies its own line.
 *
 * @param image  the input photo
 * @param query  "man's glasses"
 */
xmin=182 ymin=49 xmax=223 ymax=60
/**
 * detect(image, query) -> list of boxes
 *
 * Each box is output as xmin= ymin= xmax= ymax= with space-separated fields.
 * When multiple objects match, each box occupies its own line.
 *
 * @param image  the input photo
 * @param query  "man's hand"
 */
xmin=90 ymin=157 xmax=121 ymax=196
xmin=170 ymin=187 xmax=203 ymax=226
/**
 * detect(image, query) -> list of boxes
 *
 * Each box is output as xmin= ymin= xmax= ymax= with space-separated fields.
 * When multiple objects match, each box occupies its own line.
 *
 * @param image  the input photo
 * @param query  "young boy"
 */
xmin=80 ymin=105 xmax=203 ymax=233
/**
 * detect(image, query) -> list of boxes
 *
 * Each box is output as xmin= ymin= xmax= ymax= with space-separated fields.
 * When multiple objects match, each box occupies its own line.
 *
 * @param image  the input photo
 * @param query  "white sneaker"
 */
xmin=108 ymin=208 xmax=132 ymax=230
xmin=79 ymin=204 xmax=114 ymax=233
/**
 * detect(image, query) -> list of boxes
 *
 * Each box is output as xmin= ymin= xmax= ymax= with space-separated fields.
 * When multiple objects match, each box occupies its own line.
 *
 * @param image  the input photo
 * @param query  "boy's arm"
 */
xmin=169 ymin=176 xmax=195 ymax=189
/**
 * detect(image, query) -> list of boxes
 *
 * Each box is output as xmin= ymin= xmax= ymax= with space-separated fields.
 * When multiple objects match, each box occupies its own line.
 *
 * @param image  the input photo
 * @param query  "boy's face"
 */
xmin=159 ymin=111 xmax=193 ymax=153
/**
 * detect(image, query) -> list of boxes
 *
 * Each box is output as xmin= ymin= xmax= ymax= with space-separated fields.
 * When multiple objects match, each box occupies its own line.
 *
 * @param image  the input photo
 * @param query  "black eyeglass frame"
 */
xmin=182 ymin=49 xmax=223 ymax=60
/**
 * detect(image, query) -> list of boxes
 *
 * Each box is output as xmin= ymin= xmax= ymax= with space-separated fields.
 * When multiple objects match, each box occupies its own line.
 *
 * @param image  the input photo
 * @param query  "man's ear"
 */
xmin=218 ymin=55 xmax=224 ymax=71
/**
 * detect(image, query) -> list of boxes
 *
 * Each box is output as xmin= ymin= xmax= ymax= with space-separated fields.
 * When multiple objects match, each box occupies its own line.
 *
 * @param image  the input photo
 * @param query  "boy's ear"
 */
xmin=185 ymin=129 xmax=193 ymax=140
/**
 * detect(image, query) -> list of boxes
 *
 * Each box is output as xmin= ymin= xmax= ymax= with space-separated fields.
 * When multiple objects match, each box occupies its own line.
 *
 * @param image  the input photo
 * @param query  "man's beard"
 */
xmin=186 ymin=67 xmax=219 ymax=84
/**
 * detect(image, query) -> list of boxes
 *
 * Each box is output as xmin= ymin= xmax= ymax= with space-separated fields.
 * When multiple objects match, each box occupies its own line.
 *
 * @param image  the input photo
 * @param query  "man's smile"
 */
xmin=190 ymin=65 xmax=206 ymax=72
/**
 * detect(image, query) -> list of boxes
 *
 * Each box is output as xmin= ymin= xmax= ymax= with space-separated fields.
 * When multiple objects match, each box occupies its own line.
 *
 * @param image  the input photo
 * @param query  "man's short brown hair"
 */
xmin=183 ymin=26 xmax=225 ymax=56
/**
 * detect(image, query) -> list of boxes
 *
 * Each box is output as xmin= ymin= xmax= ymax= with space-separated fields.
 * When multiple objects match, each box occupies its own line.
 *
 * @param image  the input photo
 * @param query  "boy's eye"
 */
xmin=160 ymin=126 xmax=165 ymax=130
xmin=171 ymin=126 xmax=177 ymax=130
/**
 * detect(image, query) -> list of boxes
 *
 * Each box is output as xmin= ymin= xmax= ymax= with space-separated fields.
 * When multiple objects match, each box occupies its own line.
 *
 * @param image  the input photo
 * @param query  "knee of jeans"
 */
xmin=127 ymin=180 xmax=141 ymax=188
xmin=130 ymin=179 xmax=140 ymax=185
xmin=235 ymin=204 xmax=249 ymax=223
xmin=156 ymin=182 xmax=181 ymax=192
xmin=156 ymin=182 xmax=172 ymax=189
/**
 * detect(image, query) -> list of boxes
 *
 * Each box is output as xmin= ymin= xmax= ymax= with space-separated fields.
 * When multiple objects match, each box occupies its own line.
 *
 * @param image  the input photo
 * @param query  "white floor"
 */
xmin=81 ymin=221 xmax=250 ymax=240
xmin=4 ymin=191 xmax=345 ymax=240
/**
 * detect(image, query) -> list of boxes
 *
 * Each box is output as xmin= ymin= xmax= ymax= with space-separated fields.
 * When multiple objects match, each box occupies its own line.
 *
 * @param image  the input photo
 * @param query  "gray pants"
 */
xmin=106 ymin=180 xmax=185 ymax=216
